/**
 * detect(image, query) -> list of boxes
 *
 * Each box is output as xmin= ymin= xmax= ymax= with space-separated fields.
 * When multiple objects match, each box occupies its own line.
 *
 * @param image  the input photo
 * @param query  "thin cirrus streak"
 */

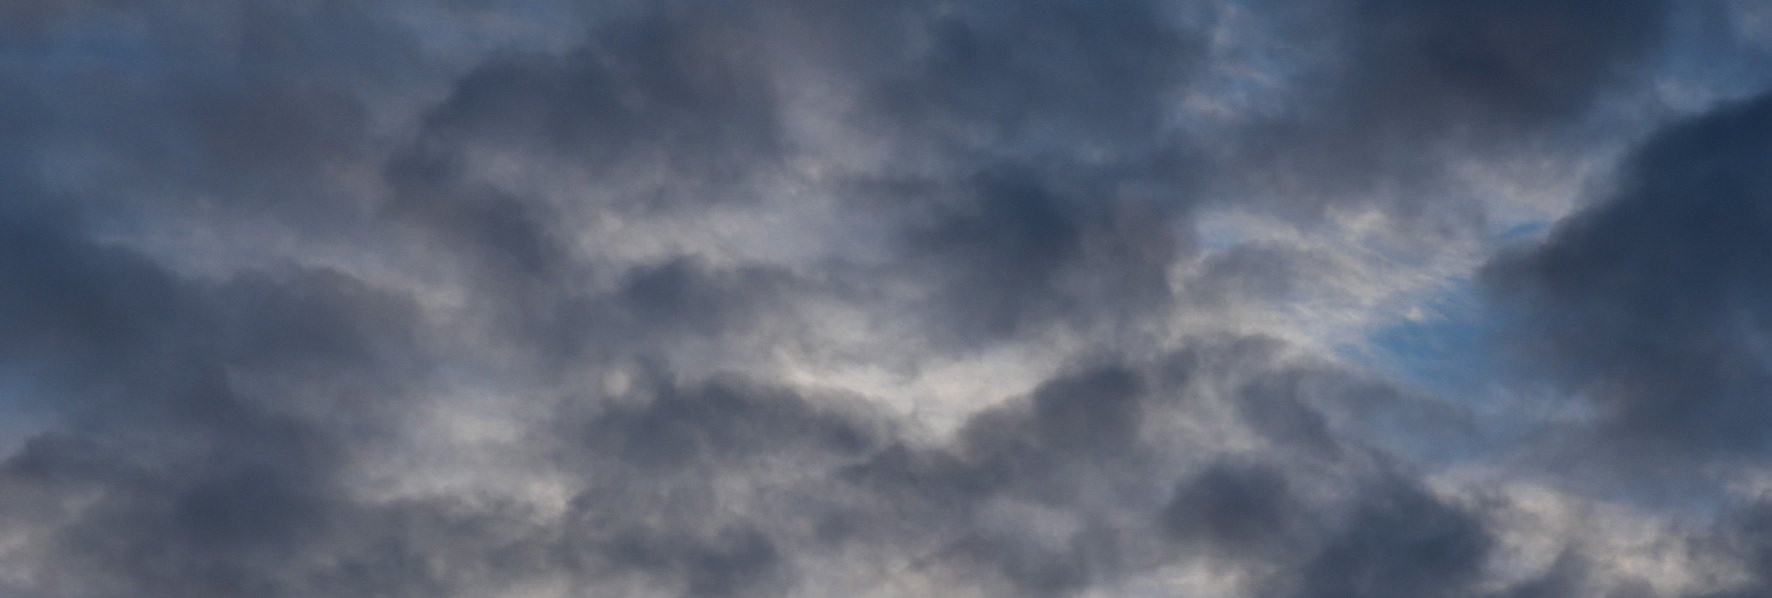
xmin=1 ymin=0 xmax=1770 ymax=596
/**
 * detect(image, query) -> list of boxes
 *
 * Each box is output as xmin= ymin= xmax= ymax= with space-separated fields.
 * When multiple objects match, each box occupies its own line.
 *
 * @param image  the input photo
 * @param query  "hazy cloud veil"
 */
xmin=2 ymin=1 xmax=1771 ymax=596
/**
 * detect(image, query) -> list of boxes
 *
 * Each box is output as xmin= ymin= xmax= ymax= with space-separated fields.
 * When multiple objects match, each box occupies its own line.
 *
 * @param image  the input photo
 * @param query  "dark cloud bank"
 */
xmin=3 ymin=0 xmax=1771 ymax=596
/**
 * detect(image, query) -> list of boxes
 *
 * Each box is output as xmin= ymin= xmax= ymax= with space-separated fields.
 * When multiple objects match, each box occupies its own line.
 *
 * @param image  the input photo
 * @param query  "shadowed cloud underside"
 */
xmin=3 ymin=1 xmax=1772 ymax=596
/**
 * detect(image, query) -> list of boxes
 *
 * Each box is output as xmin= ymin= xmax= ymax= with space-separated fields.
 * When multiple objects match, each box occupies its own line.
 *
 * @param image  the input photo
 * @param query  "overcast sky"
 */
xmin=3 ymin=1 xmax=1772 ymax=596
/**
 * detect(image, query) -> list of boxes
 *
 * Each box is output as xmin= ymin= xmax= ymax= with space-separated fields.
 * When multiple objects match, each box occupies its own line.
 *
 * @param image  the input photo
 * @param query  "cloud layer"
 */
xmin=3 ymin=1 xmax=1771 ymax=596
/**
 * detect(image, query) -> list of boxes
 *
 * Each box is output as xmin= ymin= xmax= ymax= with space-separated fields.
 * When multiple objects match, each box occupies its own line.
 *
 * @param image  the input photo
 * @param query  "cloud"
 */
xmin=3 ymin=0 xmax=1771 ymax=596
xmin=1486 ymin=92 xmax=1772 ymax=459
xmin=1217 ymin=0 xmax=1670 ymax=218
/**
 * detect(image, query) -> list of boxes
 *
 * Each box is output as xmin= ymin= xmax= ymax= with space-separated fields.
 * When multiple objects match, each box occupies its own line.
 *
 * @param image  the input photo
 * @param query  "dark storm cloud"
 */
xmin=1480 ymin=90 xmax=1772 ymax=596
xmin=826 ymin=345 xmax=1504 ymax=597
xmin=1501 ymin=554 xmax=1595 ymax=598
xmin=1225 ymin=0 xmax=1670 ymax=215
xmin=888 ymin=169 xmax=1186 ymax=347
xmin=856 ymin=0 xmax=1205 ymax=345
xmin=0 ymin=8 xmax=488 ymax=595
xmin=852 ymin=0 xmax=1207 ymax=154
xmin=363 ymin=4 xmax=815 ymax=374
xmin=1487 ymin=92 xmax=1772 ymax=458
xmin=1703 ymin=499 xmax=1772 ymax=597
xmin=1162 ymin=460 xmax=1302 ymax=559
xmin=565 ymin=373 xmax=880 ymax=472
xmin=1335 ymin=0 xmax=1666 ymax=132
xmin=549 ymin=365 xmax=1164 ymax=596
xmin=1160 ymin=460 xmax=1497 ymax=598
xmin=378 ymin=0 xmax=1208 ymax=350
xmin=545 ymin=373 xmax=892 ymax=596
xmin=521 ymin=333 xmax=1492 ymax=596
xmin=0 ymin=201 xmax=1551 ymax=597
xmin=0 ymin=208 xmax=456 ymax=597
xmin=4 ymin=0 xmax=1754 ymax=596
xmin=1293 ymin=475 xmax=1494 ymax=598
xmin=396 ymin=7 xmax=785 ymax=208
xmin=0 ymin=0 xmax=429 ymax=247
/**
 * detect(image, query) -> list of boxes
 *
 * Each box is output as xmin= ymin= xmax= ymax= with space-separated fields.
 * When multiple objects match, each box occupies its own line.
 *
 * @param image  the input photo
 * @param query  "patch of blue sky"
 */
xmin=1373 ymin=218 xmax=1555 ymax=398
xmin=1362 ymin=284 xmax=1493 ymax=396
xmin=1333 ymin=278 xmax=1547 ymax=466
xmin=1325 ymin=276 xmax=1488 ymax=392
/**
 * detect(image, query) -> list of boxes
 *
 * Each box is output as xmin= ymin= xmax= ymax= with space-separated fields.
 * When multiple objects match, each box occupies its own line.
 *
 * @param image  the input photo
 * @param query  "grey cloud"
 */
xmin=1336 ymin=0 xmax=1666 ymax=132
xmin=1703 ymin=499 xmax=1772 ymax=597
xmin=530 ymin=338 xmax=1485 ymax=596
xmin=562 ymin=374 xmax=881 ymax=472
xmin=1162 ymin=460 xmax=1303 ymax=559
xmin=1292 ymin=474 xmax=1494 ymax=598
xmin=400 ymin=8 xmax=785 ymax=204
xmin=1221 ymin=0 xmax=1670 ymax=218
xmin=1 ymin=0 xmax=1754 ymax=596
xmin=888 ymin=171 xmax=1186 ymax=347
xmin=1161 ymin=459 xmax=1497 ymax=598
xmin=1486 ymin=92 xmax=1772 ymax=458
xmin=1482 ymin=90 xmax=1772 ymax=597
xmin=852 ymin=0 xmax=1207 ymax=154
xmin=0 ymin=220 xmax=439 ymax=597
xmin=381 ymin=0 xmax=1207 ymax=350
xmin=0 ymin=208 xmax=1560 ymax=598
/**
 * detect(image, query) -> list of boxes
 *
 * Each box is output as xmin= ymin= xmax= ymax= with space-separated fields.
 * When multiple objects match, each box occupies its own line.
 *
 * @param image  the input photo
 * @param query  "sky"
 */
xmin=2 ymin=1 xmax=1772 ymax=596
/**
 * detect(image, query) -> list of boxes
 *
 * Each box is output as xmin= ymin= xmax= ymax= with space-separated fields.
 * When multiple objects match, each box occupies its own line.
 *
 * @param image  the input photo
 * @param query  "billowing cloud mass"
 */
xmin=3 ymin=1 xmax=1772 ymax=596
